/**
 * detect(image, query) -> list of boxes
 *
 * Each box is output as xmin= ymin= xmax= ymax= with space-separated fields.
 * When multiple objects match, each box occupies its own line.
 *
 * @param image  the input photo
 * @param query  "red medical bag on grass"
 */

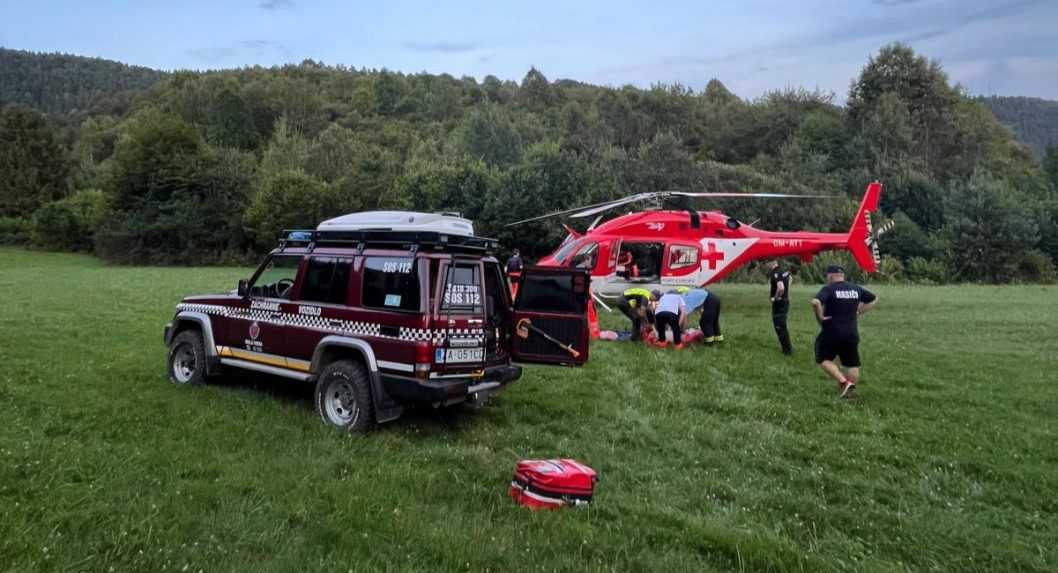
xmin=509 ymin=459 xmax=597 ymax=510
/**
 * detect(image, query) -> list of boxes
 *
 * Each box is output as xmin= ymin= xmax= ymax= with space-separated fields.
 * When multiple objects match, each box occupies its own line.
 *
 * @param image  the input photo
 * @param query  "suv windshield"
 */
xmin=251 ymin=255 xmax=301 ymax=298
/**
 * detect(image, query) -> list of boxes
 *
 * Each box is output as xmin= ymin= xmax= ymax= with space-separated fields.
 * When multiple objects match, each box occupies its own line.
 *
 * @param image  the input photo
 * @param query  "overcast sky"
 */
xmin=2 ymin=0 xmax=1055 ymax=101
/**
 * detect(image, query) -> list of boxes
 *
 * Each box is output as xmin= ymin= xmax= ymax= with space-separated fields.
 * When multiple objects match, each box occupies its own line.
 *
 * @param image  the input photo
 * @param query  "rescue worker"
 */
xmin=506 ymin=249 xmax=524 ymax=274
xmin=811 ymin=265 xmax=878 ymax=398
xmin=767 ymin=260 xmax=793 ymax=355
xmin=699 ymin=288 xmax=723 ymax=344
xmin=616 ymin=250 xmax=638 ymax=278
xmin=653 ymin=289 xmax=687 ymax=347
xmin=616 ymin=287 xmax=655 ymax=341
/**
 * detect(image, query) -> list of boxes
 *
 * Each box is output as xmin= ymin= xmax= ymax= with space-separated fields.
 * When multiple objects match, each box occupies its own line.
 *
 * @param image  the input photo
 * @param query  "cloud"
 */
xmin=954 ymin=56 xmax=1058 ymax=98
xmin=603 ymin=0 xmax=1048 ymax=77
xmin=187 ymin=45 xmax=236 ymax=63
xmin=402 ymin=41 xmax=479 ymax=54
xmin=187 ymin=39 xmax=289 ymax=63
xmin=478 ymin=52 xmax=496 ymax=63
xmin=259 ymin=0 xmax=293 ymax=10
xmin=897 ymin=0 xmax=1047 ymax=43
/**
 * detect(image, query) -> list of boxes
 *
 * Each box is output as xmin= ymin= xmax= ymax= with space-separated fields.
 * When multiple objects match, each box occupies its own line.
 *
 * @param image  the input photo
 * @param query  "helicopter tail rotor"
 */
xmin=846 ymin=181 xmax=889 ymax=272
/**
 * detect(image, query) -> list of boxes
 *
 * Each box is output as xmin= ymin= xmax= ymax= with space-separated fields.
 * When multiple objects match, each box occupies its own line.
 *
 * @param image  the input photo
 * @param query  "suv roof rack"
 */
xmin=278 ymin=229 xmax=499 ymax=254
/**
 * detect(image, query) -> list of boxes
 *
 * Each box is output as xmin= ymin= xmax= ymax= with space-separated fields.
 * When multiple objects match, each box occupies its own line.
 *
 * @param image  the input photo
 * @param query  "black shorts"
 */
xmin=815 ymin=332 xmax=860 ymax=367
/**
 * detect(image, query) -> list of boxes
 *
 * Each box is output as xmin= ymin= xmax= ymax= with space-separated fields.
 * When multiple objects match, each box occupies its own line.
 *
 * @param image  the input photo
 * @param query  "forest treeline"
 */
xmin=980 ymin=95 xmax=1058 ymax=157
xmin=2 ymin=44 xmax=1058 ymax=283
xmin=0 ymin=48 xmax=165 ymax=116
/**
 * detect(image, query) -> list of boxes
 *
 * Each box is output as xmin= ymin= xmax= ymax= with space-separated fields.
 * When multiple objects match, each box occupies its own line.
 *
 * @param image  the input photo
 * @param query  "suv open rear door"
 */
xmin=510 ymin=266 xmax=590 ymax=366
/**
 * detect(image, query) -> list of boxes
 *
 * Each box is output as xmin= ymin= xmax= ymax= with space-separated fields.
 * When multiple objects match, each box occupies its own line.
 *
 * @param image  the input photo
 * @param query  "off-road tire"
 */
xmin=168 ymin=330 xmax=208 ymax=385
xmin=314 ymin=359 xmax=374 ymax=433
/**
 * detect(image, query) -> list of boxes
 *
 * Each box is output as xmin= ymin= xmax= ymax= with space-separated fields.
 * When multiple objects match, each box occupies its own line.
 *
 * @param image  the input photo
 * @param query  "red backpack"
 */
xmin=509 ymin=459 xmax=597 ymax=510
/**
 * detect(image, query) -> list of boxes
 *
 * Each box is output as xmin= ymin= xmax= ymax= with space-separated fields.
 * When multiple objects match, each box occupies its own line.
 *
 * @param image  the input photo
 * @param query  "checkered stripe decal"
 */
xmin=177 ymin=303 xmax=232 ymax=316
xmin=439 ymin=328 xmax=487 ymax=345
xmin=176 ymin=303 xmax=483 ymax=343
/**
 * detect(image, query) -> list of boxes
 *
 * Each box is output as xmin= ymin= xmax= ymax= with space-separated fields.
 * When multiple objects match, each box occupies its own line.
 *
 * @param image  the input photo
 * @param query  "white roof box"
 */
xmin=317 ymin=211 xmax=475 ymax=236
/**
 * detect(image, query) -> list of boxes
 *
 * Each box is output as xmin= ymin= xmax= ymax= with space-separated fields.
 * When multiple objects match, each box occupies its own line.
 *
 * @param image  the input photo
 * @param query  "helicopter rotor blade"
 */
xmin=669 ymin=192 xmax=840 ymax=199
xmin=507 ymin=190 xmax=843 ymax=226
xmin=569 ymin=193 xmax=658 ymax=218
xmin=569 ymin=191 xmax=840 ymax=218
xmin=504 ymin=195 xmax=645 ymax=226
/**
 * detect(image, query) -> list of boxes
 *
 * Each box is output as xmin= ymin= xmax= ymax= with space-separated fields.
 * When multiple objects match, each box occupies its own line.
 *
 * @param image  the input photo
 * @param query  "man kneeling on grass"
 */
xmin=811 ymin=265 xmax=878 ymax=398
xmin=652 ymin=289 xmax=687 ymax=348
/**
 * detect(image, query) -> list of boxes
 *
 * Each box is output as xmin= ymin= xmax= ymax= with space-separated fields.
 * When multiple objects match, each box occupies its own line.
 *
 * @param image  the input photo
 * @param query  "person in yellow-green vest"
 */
xmin=616 ymin=287 xmax=655 ymax=341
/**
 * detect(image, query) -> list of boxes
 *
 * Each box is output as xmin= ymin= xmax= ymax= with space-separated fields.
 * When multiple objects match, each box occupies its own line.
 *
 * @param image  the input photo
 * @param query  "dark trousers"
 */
xmin=655 ymin=311 xmax=681 ymax=344
xmin=772 ymin=299 xmax=793 ymax=354
xmin=699 ymin=296 xmax=722 ymax=341
xmin=617 ymin=297 xmax=647 ymax=340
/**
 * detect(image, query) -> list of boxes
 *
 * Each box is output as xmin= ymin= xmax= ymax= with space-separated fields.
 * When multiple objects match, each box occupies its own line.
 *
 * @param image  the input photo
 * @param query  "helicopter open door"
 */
xmin=510 ymin=267 xmax=590 ymax=366
xmin=607 ymin=239 xmax=624 ymax=276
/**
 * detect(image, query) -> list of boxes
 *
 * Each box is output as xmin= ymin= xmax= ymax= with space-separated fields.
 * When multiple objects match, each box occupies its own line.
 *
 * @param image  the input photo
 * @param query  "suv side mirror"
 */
xmin=237 ymin=279 xmax=249 ymax=297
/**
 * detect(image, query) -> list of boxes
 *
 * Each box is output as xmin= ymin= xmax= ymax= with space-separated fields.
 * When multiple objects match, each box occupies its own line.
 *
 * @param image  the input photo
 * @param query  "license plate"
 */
xmin=445 ymin=348 xmax=484 ymax=364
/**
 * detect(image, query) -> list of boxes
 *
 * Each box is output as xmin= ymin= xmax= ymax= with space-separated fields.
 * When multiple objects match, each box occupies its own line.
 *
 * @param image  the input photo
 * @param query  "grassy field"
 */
xmin=1 ymin=248 xmax=1056 ymax=572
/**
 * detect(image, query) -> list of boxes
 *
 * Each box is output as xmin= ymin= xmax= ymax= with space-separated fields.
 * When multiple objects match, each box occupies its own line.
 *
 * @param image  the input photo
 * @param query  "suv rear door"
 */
xmin=434 ymin=258 xmax=488 ymax=374
xmin=510 ymin=267 xmax=590 ymax=366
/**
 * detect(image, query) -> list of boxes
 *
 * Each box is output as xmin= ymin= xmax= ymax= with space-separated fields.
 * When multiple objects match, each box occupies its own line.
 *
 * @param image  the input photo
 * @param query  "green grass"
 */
xmin=1 ymin=248 xmax=1056 ymax=572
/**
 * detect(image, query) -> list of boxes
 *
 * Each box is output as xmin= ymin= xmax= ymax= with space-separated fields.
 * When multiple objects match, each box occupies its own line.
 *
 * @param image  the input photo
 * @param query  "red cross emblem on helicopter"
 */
xmin=702 ymin=242 xmax=726 ymax=270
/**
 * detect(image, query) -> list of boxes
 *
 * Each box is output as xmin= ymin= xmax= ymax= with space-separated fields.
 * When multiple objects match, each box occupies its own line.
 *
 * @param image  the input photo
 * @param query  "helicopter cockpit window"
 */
xmin=552 ymin=237 xmax=582 ymax=265
xmin=570 ymin=242 xmax=598 ymax=270
xmin=669 ymin=245 xmax=699 ymax=270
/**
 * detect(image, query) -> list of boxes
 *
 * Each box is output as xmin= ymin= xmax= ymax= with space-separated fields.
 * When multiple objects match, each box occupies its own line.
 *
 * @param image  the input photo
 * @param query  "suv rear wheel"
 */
xmin=168 ymin=330 xmax=207 ymax=385
xmin=315 ymin=359 xmax=374 ymax=433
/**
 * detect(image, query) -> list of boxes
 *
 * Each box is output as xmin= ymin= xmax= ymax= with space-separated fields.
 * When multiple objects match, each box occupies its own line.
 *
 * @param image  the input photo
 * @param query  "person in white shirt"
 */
xmin=652 ymin=290 xmax=687 ymax=347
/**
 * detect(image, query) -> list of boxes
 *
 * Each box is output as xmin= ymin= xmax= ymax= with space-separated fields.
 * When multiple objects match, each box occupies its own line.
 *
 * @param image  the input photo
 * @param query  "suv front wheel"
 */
xmin=168 ymin=330 xmax=208 ymax=385
xmin=315 ymin=360 xmax=374 ymax=433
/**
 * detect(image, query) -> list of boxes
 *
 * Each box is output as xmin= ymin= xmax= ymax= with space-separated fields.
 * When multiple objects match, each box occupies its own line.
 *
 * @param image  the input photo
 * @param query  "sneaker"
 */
xmin=839 ymin=381 xmax=856 ymax=399
xmin=674 ymin=342 xmax=687 ymax=350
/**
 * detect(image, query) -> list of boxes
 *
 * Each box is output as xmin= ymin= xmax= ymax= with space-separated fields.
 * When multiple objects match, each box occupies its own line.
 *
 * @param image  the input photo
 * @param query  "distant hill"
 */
xmin=980 ymin=95 xmax=1058 ymax=156
xmin=0 ymin=48 xmax=166 ymax=115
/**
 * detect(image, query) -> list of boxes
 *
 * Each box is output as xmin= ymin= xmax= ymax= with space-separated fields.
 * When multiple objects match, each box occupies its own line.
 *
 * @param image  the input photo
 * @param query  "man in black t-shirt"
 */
xmin=506 ymin=249 xmax=523 ymax=274
xmin=811 ymin=265 xmax=878 ymax=398
xmin=767 ymin=260 xmax=793 ymax=355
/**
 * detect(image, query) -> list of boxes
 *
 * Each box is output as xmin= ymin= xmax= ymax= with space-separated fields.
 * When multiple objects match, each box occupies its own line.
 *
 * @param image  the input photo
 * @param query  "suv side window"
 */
xmin=362 ymin=257 xmax=421 ymax=312
xmin=300 ymin=257 xmax=352 ymax=305
xmin=483 ymin=262 xmax=510 ymax=322
xmin=441 ymin=262 xmax=483 ymax=313
xmin=250 ymin=255 xmax=301 ymax=299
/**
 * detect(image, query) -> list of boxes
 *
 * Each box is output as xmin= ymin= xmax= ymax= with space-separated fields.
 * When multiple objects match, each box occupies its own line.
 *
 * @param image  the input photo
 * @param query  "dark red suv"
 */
xmin=163 ymin=212 xmax=589 ymax=432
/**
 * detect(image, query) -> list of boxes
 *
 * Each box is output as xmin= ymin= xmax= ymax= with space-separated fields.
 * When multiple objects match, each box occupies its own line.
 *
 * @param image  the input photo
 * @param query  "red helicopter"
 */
xmin=510 ymin=181 xmax=890 ymax=296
